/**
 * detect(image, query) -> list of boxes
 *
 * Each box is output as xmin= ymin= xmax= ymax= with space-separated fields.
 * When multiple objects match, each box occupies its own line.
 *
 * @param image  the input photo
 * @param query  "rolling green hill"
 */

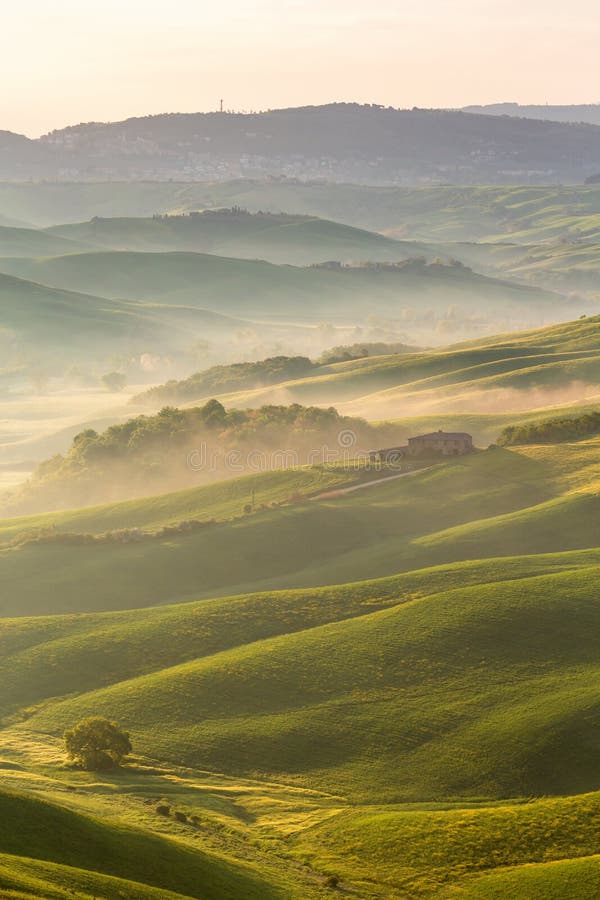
xmin=4 ymin=313 xmax=599 ymax=480
xmin=0 ymin=271 xmax=254 ymax=371
xmin=296 ymin=791 xmax=600 ymax=897
xmin=0 ymin=790 xmax=290 ymax=900
xmin=0 ymin=272 xmax=158 ymax=364
xmin=1 ymin=547 xmax=600 ymax=896
xmin=0 ymin=251 xmax=569 ymax=328
xmin=1 ymin=434 xmax=599 ymax=616
xmin=1 ymin=419 xmax=600 ymax=896
xmin=2 ymin=184 xmax=600 ymax=306
xmin=1 ymin=181 xmax=600 ymax=238
xmin=0 ymin=225 xmax=90 ymax=258
xmin=48 ymin=210 xmax=424 ymax=266
xmin=4 ymin=183 xmax=600 ymax=315
xmin=3 ymin=553 xmax=600 ymax=805
xmin=130 ymin=314 xmax=600 ymax=419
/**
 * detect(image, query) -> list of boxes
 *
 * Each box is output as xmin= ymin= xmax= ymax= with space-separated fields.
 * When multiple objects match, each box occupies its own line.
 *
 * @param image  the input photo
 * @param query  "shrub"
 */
xmin=498 ymin=410 xmax=600 ymax=446
xmin=101 ymin=371 xmax=127 ymax=393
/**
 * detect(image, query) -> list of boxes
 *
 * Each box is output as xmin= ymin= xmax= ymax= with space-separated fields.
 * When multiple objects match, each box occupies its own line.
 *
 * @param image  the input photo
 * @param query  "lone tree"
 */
xmin=64 ymin=717 xmax=132 ymax=771
xmin=101 ymin=371 xmax=127 ymax=393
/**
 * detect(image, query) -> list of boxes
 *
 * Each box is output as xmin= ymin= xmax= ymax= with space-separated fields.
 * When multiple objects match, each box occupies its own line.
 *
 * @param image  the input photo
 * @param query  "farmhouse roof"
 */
xmin=410 ymin=431 xmax=472 ymax=440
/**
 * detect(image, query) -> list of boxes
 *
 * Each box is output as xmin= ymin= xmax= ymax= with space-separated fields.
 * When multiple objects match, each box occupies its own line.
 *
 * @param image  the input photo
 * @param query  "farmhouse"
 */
xmin=370 ymin=430 xmax=473 ymax=462
xmin=408 ymin=430 xmax=473 ymax=456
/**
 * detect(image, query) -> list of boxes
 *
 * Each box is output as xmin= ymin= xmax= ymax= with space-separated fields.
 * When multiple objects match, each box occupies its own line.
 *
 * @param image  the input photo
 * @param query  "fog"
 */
xmin=341 ymin=381 xmax=600 ymax=421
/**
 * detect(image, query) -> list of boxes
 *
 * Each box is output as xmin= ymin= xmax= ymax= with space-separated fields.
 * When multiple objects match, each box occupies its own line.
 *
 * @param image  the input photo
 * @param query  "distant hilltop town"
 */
xmin=370 ymin=430 xmax=474 ymax=463
xmin=3 ymin=105 xmax=600 ymax=183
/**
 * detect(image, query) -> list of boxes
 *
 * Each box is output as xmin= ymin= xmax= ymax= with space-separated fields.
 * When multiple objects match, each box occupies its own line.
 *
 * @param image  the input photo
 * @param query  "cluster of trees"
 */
xmin=152 ymin=207 xmax=306 ymax=223
xmin=6 ymin=400 xmax=385 ymax=514
xmin=318 ymin=341 xmax=419 ymax=365
xmin=312 ymin=258 xmax=470 ymax=275
xmin=498 ymin=411 xmax=600 ymax=446
xmin=135 ymin=356 xmax=315 ymax=405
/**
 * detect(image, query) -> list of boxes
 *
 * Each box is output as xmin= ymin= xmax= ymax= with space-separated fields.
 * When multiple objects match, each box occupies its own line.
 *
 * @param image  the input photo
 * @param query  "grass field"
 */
xmin=1 ymin=729 xmax=600 ymax=899
xmin=0 ymin=465 xmax=379 ymax=543
xmin=18 ymin=560 xmax=600 ymax=801
xmin=0 ymin=789 xmax=290 ymax=900
xmin=1 ymin=547 xmax=600 ymax=896
xmin=1 ymin=433 xmax=600 ymax=895
xmin=0 ymin=224 xmax=91 ymax=258
xmin=295 ymin=792 xmax=600 ymax=897
xmin=1 ymin=434 xmax=600 ymax=615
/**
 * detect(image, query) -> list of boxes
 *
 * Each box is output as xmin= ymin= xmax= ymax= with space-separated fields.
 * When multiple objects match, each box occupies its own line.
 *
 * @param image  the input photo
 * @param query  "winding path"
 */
xmin=313 ymin=467 xmax=430 ymax=500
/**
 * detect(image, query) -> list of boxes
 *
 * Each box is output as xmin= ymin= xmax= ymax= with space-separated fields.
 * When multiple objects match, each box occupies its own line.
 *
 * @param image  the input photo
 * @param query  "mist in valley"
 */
xmin=4 ymin=0 xmax=600 ymax=891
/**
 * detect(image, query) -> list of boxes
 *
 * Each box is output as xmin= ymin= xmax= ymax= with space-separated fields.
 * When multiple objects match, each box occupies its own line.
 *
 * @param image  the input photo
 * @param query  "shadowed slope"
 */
xmin=0 ymin=790 xmax=289 ymax=900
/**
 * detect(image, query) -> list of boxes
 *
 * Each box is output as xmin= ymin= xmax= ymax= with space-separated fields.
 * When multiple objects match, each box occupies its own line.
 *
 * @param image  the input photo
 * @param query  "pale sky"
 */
xmin=2 ymin=0 xmax=599 ymax=136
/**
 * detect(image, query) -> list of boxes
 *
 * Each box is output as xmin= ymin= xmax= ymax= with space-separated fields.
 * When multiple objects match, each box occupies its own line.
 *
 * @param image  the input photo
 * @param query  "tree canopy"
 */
xmin=64 ymin=717 xmax=132 ymax=770
xmin=498 ymin=411 xmax=600 ymax=446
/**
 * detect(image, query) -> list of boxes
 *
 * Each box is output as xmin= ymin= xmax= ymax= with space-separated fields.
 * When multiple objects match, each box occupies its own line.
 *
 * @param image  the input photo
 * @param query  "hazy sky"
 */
xmin=2 ymin=0 xmax=599 ymax=136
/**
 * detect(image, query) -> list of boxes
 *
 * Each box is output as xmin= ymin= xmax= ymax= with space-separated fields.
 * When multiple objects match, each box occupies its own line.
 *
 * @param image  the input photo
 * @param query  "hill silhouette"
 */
xmin=2 ymin=105 xmax=600 ymax=182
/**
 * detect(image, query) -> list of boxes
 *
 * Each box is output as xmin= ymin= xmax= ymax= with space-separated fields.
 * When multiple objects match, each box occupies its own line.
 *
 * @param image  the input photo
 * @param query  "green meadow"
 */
xmin=1 ymin=542 xmax=600 ymax=896
xmin=1 ymin=423 xmax=600 ymax=895
xmin=2 ymin=432 xmax=600 ymax=615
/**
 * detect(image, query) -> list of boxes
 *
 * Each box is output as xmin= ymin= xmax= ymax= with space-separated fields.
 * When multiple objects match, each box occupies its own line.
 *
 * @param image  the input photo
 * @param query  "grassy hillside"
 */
xmin=1 ymin=553 xmax=579 ymax=719
xmin=2 ymin=747 xmax=600 ymax=900
xmin=0 ymin=549 xmax=600 ymax=896
xmin=0 ymin=271 xmax=258 ymax=375
xmin=0 ymin=225 xmax=90 ymax=258
xmin=2 ymin=182 xmax=600 ymax=897
xmin=1 ymin=435 xmax=599 ymax=616
xmin=0 ymin=853 xmax=192 ymax=900
xmin=0 ymin=251 xmax=569 ymax=328
xmin=129 ymin=314 xmax=600 ymax=419
xmin=5 ymin=555 xmax=600 ymax=805
xmin=0 ymin=464 xmax=376 ymax=542
xmin=296 ymin=791 xmax=600 ymax=897
xmin=420 ymin=237 xmax=600 ymax=301
xmin=0 ymin=272 xmax=160 ymax=365
xmin=1 ymin=181 xmax=599 ymax=240
xmin=4 ymin=314 xmax=599 ymax=479
xmin=0 ymin=790 xmax=289 ymax=899
xmin=48 ymin=210 xmax=424 ymax=266
xmin=443 ymin=856 xmax=600 ymax=900
xmin=1 ymin=422 xmax=600 ymax=894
